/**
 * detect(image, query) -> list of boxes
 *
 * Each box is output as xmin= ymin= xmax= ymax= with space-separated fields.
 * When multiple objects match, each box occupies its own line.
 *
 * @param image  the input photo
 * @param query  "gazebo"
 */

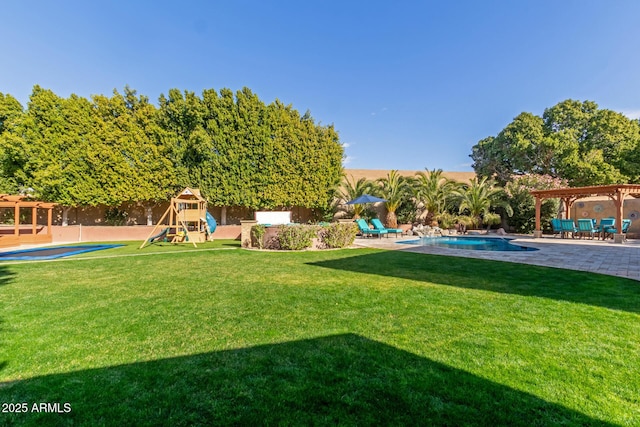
xmin=530 ymin=184 xmax=640 ymax=243
xmin=0 ymin=194 xmax=56 ymax=247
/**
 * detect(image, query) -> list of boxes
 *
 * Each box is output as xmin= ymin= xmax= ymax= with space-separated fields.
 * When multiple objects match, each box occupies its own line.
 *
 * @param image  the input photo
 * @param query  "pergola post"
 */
xmin=612 ymin=190 xmax=625 ymax=243
xmin=562 ymin=197 xmax=572 ymax=219
xmin=14 ymin=203 xmax=20 ymax=236
xmin=47 ymin=206 xmax=53 ymax=236
xmin=32 ymin=206 xmax=37 ymax=236
xmin=533 ymin=196 xmax=542 ymax=238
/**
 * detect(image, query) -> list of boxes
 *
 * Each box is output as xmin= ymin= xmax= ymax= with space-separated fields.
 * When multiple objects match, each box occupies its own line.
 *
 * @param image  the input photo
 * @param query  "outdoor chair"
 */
xmin=550 ymin=218 xmax=562 ymax=238
xmin=598 ymin=218 xmax=615 ymax=240
xmin=605 ymin=219 xmax=631 ymax=240
xmin=560 ymin=219 xmax=578 ymax=238
xmin=355 ymin=218 xmax=388 ymax=238
xmin=577 ymin=218 xmax=598 ymax=239
xmin=370 ymin=218 xmax=403 ymax=237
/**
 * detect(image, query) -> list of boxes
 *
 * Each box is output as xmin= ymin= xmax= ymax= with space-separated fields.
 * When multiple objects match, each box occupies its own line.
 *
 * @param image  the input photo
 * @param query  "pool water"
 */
xmin=397 ymin=236 xmax=538 ymax=252
xmin=0 ymin=244 xmax=124 ymax=261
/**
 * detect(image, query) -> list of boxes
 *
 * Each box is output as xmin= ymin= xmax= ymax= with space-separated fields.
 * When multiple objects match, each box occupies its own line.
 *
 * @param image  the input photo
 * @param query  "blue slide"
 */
xmin=206 ymin=212 xmax=217 ymax=235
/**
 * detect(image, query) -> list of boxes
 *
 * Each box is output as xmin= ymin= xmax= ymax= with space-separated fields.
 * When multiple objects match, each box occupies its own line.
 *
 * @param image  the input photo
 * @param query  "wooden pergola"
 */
xmin=530 ymin=184 xmax=640 ymax=243
xmin=0 ymin=194 xmax=56 ymax=247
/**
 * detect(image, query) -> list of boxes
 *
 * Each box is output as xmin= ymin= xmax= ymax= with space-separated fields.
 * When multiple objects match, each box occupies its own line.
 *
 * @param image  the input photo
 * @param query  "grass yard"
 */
xmin=0 ymin=241 xmax=639 ymax=426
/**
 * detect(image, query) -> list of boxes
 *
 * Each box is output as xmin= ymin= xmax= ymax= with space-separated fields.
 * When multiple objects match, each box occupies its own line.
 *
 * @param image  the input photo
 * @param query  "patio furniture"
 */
xmin=370 ymin=218 xmax=403 ymax=237
xmin=598 ymin=218 xmax=615 ymax=240
xmin=560 ymin=219 xmax=578 ymax=239
xmin=605 ymin=219 xmax=631 ymax=240
xmin=355 ymin=218 xmax=388 ymax=238
xmin=577 ymin=218 xmax=598 ymax=239
xmin=550 ymin=218 xmax=562 ymax=238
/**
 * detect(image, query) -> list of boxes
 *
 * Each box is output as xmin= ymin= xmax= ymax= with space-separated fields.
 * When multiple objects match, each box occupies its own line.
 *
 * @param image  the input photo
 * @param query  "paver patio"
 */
xmin=355 ymin=234 xmax=640 ymax=281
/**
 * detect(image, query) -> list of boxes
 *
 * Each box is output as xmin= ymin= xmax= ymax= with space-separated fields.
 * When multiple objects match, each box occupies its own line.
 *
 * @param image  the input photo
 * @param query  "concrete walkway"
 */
xmin=354 ymin=234 xmax=640 ymax=281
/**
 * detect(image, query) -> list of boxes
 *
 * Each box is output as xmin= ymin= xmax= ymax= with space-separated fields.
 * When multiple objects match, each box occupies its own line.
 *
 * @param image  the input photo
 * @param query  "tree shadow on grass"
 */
xmin=0 ymin=265 xmax=15 ymax=287
xmin=0 ymin=334 xmax=611 ymax=426
xmin=220 ymin=241 xmax=241 ymax=248
xmin=307 ymin=250 xmax=640 ymax=314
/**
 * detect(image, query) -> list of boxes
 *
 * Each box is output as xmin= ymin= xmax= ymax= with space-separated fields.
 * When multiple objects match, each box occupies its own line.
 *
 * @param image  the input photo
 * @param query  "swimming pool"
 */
xmin=397 ymin=236 xmax=538 ymax=252
xmin=0 ymin=244 xmax=124 ymax=261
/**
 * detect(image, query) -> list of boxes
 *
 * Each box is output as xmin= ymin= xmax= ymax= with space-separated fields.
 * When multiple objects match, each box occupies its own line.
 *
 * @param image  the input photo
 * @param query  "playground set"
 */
xmin=139 ymin=188 xmax=217 ymax=249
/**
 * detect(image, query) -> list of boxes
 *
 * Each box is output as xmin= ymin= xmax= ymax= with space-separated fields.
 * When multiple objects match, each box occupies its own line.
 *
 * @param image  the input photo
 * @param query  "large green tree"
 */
xmin=161 ymin=87 xmax=344 ymax=210
xmin=0 ymin=93 xmax=25 ymax=192
xmin=0 ymin=87 xmax=106 ymax=224
xmin=92 ymin=88 xmax=178 ymax=223
xmin=0 ymin=86 xmax=180 ymax=225
xmin=92 ymin=87 xmax=178 ymax=224
xmin=471 ymin=100 xmax=640 ymax=186
xmin=1 ymin=85 xmax=343 ymax=223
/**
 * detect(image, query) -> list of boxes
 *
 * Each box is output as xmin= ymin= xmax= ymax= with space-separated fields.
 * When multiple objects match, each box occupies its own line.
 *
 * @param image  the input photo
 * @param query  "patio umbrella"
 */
xmin=346 ymin=194 xmax=387 ymax=204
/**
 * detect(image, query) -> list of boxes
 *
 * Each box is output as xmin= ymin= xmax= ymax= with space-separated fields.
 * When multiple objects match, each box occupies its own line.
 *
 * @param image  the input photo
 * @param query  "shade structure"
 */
xmin=529 ymin=184 xmax=640 ymax=243
xmin=346 ymin=194 xmax=387 ymax=204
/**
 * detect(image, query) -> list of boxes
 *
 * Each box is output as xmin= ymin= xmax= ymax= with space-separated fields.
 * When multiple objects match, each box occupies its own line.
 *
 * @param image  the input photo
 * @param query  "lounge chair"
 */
xmin=550 ymin=218 xmax=562 ymax=238
xmin=605 ymin=219 xmax=630 ymax=240
xmin=370 ymin=218 xmax=403 ymax=237
xmin=560 ymin=219 xmax=578 ymax=238
xmin=355 ymin=218 xmax=388 ymax=238
xmin=576 ymin=218 xmax=598 ymax=239
xmin=598 ymin=218 xmax=615 ymax=240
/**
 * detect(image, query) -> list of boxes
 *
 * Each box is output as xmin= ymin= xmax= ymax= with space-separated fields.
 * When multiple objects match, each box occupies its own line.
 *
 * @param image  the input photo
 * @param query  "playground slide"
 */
xmin=205 ymin=212 xmax=217 ymax=235
xmin=149 ymin=227 xmax=170 ymax=243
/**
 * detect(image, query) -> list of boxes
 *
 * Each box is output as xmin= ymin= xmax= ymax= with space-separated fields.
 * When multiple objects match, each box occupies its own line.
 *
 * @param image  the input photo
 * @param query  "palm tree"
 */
xmin=376 ymin=170 xmax=412 ymax=228
xmin=413 ymin=168 xmax=459 ymax=225
xmin=339 ymin=175 xmax=374 ymax=218
xmin=454 ymin=177 xmax=513 ymax=228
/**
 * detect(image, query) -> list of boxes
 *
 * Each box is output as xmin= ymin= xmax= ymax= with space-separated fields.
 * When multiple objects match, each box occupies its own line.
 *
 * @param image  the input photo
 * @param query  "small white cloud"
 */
xmin=343 ymin=155 xmax=354 ymax=165
xmin=341 ymin=142 xmax=351 ymax=148
xmin=622 ymin=109 xmax=640 ymax=120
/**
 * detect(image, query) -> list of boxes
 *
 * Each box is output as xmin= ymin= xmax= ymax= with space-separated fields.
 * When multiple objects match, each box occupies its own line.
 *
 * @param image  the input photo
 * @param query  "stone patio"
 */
xmin=354 ymin=234 xmax=640 ymax=281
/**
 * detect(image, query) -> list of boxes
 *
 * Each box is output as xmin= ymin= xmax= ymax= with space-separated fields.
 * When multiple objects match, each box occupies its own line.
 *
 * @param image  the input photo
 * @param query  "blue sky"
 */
xmin=2 ymin=1 xmax=640 ymax=172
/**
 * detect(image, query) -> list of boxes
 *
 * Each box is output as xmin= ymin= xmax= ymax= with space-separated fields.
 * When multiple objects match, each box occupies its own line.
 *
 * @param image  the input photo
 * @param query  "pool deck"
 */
xmin=354 ymin=234 xmax=640 ymax=281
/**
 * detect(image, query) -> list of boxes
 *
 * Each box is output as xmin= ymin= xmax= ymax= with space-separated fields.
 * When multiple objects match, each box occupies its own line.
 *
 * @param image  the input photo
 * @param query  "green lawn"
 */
xmin=0 ymin=242 xmax=638 ymax=426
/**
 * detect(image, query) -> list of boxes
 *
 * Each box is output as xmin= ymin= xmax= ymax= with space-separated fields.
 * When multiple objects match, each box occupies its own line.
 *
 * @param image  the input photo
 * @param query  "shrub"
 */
xmin=396 ymin=199 xmax=418 ymax=224
xmin=276 ymin=225 xmax=319 ymax=250
xmin=483 ymin=212 xmax=502 ymax=229
xmin=436 ymin=212 xmax=457 ymax=229
xmin=503 ymin=174 xmax=566 ymax=233
xmin=251 ymin=225 xmax=267 ymax=249
xmin=321 ymin=223 xmax=358 ymax=248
